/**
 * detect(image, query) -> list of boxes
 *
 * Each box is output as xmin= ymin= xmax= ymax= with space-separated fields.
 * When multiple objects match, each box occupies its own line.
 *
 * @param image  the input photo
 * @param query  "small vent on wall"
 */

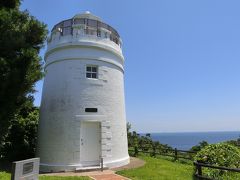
xmin=85 ymin=108 xmax=98 ymax=112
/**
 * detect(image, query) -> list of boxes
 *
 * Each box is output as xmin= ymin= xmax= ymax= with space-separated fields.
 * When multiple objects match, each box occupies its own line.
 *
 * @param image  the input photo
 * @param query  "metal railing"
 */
xmin=51 ymin=18 xmax=120 ymax=45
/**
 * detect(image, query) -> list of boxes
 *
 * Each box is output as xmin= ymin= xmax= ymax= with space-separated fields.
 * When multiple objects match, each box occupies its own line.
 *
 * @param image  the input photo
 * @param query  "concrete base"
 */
xmin=75 ymin=165 xmax=108 ymax=172
xmin=104 ymin=156 xmax=130 ymax=168
xmin=40 ymin=156 xmax=130 ymax=173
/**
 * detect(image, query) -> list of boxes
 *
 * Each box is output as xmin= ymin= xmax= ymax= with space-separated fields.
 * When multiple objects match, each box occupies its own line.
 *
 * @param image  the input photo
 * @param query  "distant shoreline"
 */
xmin=139 ymin=131 xmax=240 ymax=150
xmin=140 ymin=130 xmax=240 ymax=134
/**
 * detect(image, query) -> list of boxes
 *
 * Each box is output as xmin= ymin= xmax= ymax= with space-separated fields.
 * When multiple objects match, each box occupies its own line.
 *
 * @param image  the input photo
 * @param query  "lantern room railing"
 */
xmin=51 ymin=18 xmax=120 ymax=46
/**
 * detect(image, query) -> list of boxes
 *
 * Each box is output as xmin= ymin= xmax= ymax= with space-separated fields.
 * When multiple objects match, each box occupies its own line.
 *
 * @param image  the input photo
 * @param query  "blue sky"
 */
xmin=21 ymin=0 xmax=240 ymax=133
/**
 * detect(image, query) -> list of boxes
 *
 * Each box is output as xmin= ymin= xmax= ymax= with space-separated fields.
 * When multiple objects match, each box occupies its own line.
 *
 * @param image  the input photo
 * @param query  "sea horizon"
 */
xmin=139 ymin=131 xmax=240 ymax=150
xmin=140 ymin=130 xmax=240 ymax=134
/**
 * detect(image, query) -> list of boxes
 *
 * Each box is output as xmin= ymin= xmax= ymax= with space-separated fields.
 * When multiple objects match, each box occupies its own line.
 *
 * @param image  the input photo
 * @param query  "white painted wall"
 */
xmin=37 ymin=12 xmax=129 ymax=172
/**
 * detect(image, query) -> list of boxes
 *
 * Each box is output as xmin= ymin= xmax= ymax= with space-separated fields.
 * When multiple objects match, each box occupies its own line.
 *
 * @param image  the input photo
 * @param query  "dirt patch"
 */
xmin=112 ymin=157 xmax=145 ymax=171
xmin=90 ymin=174 xmax=130 ymax=180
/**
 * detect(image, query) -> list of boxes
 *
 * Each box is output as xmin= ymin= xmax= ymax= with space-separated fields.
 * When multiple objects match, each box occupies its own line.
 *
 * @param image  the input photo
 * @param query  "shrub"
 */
xmin=194 ymin=143 xmax=240 ymax=179
xmin=190 ymin=141 xmax=208 ymax=152
xmin=225 ymin=137 xmax=240 ymax=147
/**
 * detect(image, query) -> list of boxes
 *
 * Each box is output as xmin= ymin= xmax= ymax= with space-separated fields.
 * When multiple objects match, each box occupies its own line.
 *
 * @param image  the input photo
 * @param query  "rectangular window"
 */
xmin=86 ymin=65 xmax=98 ymax=79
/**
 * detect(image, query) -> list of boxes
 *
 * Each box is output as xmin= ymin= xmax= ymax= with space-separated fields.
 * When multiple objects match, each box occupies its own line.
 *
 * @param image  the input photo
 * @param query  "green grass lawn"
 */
xmin=117 ymin=155 xmax=195 ymax=180
xmin=0 ymin=172 xmax=90 ymax=180
xmin=0 ymin=171 xmax=10 ymax=180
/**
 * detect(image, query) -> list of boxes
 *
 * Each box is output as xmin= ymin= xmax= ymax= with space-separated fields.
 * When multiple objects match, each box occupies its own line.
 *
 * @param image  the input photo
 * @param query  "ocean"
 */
xmin=149 ymin=131 xmax=240 ymax=150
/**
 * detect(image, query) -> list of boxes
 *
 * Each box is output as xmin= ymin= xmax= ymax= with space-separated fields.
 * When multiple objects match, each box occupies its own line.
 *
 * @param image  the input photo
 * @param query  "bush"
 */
xmin=190 ymin=141 xmax=208 ymax=152
xmin=225 ymin=137 xmax=240 ymax=147
xmin=194 ymin=143 xmax=240 ymax=179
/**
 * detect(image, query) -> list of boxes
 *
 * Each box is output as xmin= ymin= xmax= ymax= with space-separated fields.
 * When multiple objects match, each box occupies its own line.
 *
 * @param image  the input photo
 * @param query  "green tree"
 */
xmin=0 ymin=0 xmax=47 ymax=144
xmin=139 ymin=134 xmax=153 ymax=151
xmin=1 ymin=99 xmax=39 ymax=161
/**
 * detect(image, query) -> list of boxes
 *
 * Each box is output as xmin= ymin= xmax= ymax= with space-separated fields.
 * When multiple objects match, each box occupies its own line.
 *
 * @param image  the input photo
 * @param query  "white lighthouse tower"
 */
xmin=37 ymin=12 xmax=129 ymax=172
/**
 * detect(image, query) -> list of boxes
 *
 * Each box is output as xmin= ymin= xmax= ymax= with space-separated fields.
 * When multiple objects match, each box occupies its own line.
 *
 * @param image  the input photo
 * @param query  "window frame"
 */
xmin=86 ymin=65 xmax=98 ymax=79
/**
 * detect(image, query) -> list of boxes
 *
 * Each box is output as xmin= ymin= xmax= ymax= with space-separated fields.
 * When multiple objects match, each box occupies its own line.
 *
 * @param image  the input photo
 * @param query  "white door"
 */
xmin=80 ymin=121 xmax=101 ymax=166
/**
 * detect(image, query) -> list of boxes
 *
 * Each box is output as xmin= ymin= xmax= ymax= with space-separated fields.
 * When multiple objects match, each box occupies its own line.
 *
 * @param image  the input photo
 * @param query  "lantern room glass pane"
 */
xmin=74 ymin=18 xmax=85 ymax=24
xmin=63 ymin=20 xmax=72 ymax=27
xmin=63 ymin=27 xmax=72 ymax=35
xmin=55 ymin=23 xmax=62 ymax=29
xmin=87 ymin=19 xmax=97 ymax=28
xmin=100 ymin=22 xmax=108 ymax=29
